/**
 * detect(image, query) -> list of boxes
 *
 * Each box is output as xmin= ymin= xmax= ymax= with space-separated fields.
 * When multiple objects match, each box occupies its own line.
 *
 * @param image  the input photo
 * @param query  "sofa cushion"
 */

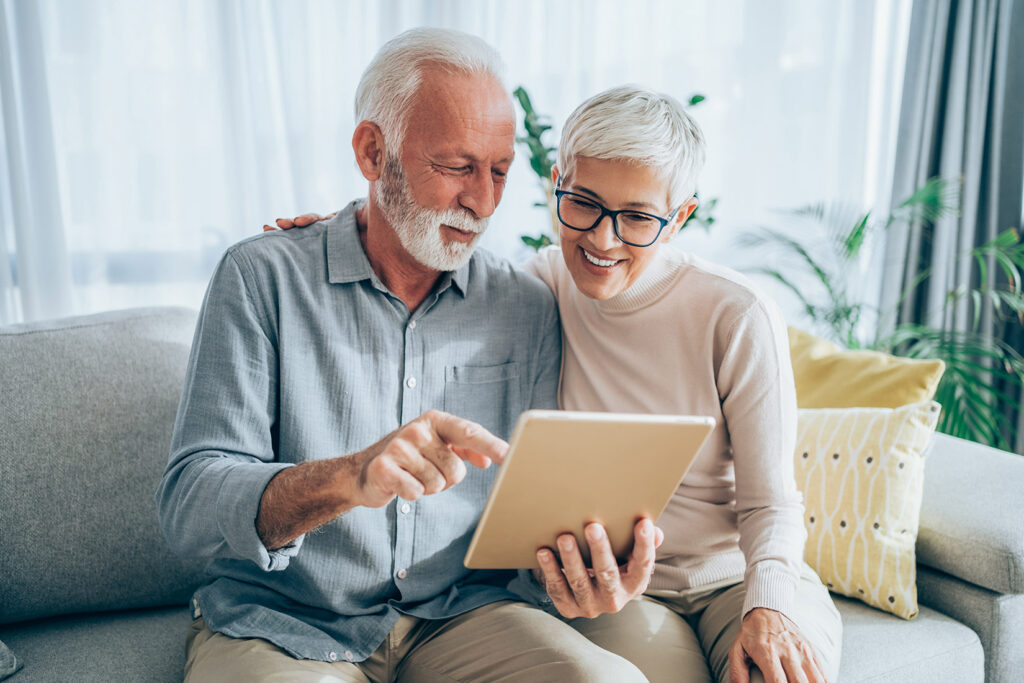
xmin=0 ymin=307 xmax=206 ymax=625
xmin=0 ymin=606 xmax=191 ymax=682
xmin=918 ymin=432 xmax=1024 ymax=595
xmin=918 ymin=560 xmax=1024 ymax=683
xmin=834 ymin=595 xmax=983 ymax=682
xmin=788 ymin=327 xmax=945 ymax=409
xmin=795 ymin=402 xmax=940 ymax=618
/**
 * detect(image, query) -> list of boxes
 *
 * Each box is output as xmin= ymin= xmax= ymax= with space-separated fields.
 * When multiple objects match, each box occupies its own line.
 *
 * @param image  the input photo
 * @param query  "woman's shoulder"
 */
xmin=669 ymin=247 xmax=785 ymax=328
xmin=521 ymin=245 xmax=566 ymax=293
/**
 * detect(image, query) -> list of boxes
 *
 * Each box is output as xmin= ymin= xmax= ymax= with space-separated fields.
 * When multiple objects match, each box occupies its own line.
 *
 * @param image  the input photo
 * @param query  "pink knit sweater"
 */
xmin=525 ymin=245 xmax=806 ymax=618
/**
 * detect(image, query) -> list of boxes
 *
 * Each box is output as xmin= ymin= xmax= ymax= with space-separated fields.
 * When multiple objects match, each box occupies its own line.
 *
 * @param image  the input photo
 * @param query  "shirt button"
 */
xmin=397 ymin=568 xmax=408 ymax=579
xmin=406 ymin=377 xmax=416 ymax=388
xmin=345 ymin=651 xmax=354 ymax=661
xmin=408 ymin=320 xmax=417 ymax=329
xmin=328 ymin=652 xmax=338 ymax=661
xmin=400 ymin=502 xmax=411 ymax=514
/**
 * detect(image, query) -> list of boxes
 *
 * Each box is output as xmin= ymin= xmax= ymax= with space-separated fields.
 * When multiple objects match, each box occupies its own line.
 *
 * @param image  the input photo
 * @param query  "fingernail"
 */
xmin=587 ymin=524 xmax=604 ymax=540
xmin=537 ymin=550 xmax=552 ymax=563
xmin=640 ymin=520 xmax=651 ymax=537
xmin=558 ymin=535 xmax=575 ymax=551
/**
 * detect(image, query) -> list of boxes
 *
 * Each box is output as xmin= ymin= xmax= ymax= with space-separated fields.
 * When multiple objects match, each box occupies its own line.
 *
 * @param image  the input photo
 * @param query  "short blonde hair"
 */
xmin=558 ymin=85 xmax=706 ymax=209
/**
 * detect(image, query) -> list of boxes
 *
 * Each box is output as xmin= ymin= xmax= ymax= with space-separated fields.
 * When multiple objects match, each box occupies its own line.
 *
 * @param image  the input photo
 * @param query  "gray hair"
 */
xmin=557 ymin=85 xmax=707 ymax=209
xmin=355 ymin=27 xmax=508 ymax=152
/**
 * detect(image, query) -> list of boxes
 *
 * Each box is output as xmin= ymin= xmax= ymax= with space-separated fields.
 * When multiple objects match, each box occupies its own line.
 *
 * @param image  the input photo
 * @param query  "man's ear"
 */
xmin=550 ymin=164 xmax=560 ymax=187
xmin=352 ymin=121 xmax=386 ymax=181
xmin=664 ymin=196 xmax=699 ymax=241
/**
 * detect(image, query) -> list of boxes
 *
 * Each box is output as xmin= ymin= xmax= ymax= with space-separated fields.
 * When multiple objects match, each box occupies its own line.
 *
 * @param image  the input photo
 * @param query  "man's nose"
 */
xmin=459 ymin=169 xmax=498 ymax=218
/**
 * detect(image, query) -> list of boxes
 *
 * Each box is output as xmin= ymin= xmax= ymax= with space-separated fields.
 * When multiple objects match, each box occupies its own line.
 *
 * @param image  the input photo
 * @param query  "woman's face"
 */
xmin=555 ymin=156 xmax=696 ymax=301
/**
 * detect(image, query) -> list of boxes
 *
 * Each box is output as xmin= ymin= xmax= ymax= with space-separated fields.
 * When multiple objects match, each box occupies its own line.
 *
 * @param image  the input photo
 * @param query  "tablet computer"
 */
xmin=463 ymin=410 xmax=715 ymax=569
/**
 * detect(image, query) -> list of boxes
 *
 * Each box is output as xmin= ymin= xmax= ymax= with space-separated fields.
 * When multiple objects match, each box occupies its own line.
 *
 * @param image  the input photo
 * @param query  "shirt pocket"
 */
xmin=443 ymin=362 xmax=521 ymax=440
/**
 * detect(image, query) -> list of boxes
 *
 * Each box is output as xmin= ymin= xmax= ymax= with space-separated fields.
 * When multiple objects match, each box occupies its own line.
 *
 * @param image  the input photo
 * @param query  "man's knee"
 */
xmin=552 ymin=648 xmax=648 ymax=683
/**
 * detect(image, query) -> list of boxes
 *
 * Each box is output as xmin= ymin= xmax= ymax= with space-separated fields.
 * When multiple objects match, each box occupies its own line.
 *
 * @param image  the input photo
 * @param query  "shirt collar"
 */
xmin=326 ymin=199 xmax=470 ymax=298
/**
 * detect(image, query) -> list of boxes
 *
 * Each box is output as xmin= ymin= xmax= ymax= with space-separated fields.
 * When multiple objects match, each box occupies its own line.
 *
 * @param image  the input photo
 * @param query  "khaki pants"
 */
xmin=567 ymin=563 xmax=843 ymax=683
xmin=184 ymin=600 xmax=646 ymax=683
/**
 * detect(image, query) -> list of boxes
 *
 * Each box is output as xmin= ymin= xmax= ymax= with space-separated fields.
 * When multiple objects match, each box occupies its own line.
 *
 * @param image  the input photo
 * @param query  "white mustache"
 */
xmin=436 ymin=209 xmax=489 ymax=235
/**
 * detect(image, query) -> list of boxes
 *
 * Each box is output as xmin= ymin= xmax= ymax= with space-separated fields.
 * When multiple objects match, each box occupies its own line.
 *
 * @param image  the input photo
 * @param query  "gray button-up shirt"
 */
xmin=157 ymin=201 xmax=561 ymax=662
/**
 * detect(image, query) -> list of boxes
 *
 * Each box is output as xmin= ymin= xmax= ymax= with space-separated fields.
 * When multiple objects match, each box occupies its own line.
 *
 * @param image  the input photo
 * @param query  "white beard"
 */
xmin=375 ymin=154 xmax=489 ymax=272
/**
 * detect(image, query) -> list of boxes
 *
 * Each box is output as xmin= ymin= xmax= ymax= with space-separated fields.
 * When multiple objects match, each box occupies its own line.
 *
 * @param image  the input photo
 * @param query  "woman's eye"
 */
xmin=623 ymin=212 xmax=658 ymax=224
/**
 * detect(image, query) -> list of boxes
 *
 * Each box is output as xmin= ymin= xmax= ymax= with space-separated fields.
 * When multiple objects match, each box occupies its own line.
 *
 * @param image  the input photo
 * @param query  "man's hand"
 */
xmin=534 ymin=518 xmax=664 ymax=619
xmin=263 ymin=212 xmax=336 ymax=232
xmin=728 ymin=607 xmax=827 ymax=683
xmin=257 ymin=410 xmax=506 ymax=549
xmin=351 ymin=409 xmax=507 ymax=508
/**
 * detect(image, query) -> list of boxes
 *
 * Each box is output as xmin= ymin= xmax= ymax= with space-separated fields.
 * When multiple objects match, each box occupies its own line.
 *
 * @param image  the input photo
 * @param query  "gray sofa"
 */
xmin=1 ymin=307 xmax=1022 ymax=682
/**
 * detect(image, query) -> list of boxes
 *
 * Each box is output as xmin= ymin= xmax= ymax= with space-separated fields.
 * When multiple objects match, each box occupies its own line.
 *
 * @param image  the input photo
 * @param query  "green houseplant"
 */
xmin=513 ymin=86 xmax=716 ymax=251
xmin=741 ymin=179 xmax=1024 ymax=450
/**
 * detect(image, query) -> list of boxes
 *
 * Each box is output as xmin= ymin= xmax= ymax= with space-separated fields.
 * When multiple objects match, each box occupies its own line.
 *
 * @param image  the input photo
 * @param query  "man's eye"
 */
xmin=568 ymin=198 xmax=599 ymax=210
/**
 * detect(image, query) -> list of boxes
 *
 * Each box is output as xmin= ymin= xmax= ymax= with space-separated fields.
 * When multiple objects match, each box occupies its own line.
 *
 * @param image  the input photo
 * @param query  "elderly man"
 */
xmin=157 ymin=28 xmax=651 ymax=682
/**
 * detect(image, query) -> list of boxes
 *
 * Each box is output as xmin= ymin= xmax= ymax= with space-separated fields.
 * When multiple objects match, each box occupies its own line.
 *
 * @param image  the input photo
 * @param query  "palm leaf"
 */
xmin=891 ymin=177 xmax=960 ymax=225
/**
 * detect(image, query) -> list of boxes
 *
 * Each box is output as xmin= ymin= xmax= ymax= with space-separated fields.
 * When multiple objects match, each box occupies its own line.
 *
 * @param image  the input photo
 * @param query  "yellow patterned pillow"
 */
xmin=795 ymin=401 xmax=940 ymax=619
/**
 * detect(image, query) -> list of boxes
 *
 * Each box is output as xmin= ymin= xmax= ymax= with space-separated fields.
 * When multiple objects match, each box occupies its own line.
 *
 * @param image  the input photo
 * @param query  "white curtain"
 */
xmin=0 ymin=0 xmax=911 ymax=324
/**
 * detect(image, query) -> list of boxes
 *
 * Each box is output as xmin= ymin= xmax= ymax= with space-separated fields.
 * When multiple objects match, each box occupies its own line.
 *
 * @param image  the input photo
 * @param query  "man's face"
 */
xmin=376 ymin=152 xmax=490 ymax=271
xmin=378 ymin=69 xmax=516 ymax=271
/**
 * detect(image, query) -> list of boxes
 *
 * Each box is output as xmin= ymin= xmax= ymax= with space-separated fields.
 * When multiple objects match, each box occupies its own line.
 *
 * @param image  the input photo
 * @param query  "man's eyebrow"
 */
xmin=434 ymin=152 xmax=515 ymax=167
xmin=570 ymin=185 xmax=661 ymax=212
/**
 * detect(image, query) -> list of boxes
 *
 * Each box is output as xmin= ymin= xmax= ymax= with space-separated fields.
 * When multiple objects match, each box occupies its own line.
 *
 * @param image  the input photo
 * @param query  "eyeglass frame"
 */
xmin=553 ymin=189 xmax=681 ymax=248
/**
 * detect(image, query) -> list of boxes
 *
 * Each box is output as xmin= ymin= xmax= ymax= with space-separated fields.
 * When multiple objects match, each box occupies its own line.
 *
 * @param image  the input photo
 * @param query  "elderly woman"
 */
xmin=272 ymin=85 xmax=841 ymax=683
xmin=514 ymin=85 xmax=842 ymax=683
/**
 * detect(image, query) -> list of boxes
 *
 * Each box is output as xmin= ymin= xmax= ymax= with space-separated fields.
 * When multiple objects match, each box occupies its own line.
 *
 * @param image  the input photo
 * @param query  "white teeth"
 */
xmin=583 ymin=249 xmax=618 ymax=267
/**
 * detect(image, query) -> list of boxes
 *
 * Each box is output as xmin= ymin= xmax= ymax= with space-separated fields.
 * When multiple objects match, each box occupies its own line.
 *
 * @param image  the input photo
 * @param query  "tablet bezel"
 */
xmin=463 ymin=410 xmax=715 ymax=569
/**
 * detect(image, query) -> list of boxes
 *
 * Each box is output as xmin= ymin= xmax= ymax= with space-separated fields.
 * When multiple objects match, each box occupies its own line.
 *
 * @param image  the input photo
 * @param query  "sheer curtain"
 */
xmin=0 ymin=0 xmax=911 ymax=325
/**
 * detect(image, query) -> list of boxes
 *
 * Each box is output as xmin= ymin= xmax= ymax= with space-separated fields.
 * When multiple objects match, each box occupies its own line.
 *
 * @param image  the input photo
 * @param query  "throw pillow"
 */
xmin=789 ymin=327 xmax=945 ymax=409
xmin=795 ymin=401 xmax=940 ymax=619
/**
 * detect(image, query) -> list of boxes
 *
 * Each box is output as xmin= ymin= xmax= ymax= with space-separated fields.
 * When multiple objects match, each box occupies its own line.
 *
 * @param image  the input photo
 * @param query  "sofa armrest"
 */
xmin=917 ymin=433 xmax=1024 ymax=594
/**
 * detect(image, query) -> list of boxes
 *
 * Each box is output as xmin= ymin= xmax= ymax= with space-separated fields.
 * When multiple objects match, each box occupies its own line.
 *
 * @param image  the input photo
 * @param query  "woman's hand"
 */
xmin=728 ymin=607 xmax=827 ymax=683
xmin=262 ymin=212 xmax=336 ymax=232
xmin=534 ymin=518 xmax=664 ymax=619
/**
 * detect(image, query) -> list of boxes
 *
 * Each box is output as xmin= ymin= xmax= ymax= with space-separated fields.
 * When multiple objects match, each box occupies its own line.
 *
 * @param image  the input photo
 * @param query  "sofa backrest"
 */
xmin=0 ymin=307 xmax=207 ymax=625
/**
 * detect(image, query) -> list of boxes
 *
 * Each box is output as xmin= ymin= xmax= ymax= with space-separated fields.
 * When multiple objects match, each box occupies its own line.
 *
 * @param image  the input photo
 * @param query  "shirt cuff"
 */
xmin=742 ymin=562 xmax=799 ymax=619
xmin=216 ymin=461 xmax=304 ymax=571
xmin=506 ymin=569 xmax=555 ymax=609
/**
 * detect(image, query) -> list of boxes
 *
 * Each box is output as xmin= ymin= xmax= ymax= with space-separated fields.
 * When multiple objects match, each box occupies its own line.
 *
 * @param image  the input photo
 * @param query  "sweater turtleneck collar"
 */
xmin=592 ymin=245 xmax=684 ymax=314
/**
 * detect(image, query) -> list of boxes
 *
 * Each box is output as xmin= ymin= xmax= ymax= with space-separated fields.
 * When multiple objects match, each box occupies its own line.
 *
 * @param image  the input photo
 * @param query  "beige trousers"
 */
xmin=567 ymin=563 xmax=843 ymax=683
xmin=184 ymin=599 xmax=647 ymax=683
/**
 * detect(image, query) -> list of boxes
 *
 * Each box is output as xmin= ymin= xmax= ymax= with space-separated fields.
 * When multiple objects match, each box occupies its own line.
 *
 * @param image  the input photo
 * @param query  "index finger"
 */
xmin=428 ymin=411 xmax=509 ymax=465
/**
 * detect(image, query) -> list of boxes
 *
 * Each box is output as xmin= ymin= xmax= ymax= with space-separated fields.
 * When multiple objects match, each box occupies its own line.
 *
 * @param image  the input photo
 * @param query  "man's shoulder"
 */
xmin=467 ymin=248 xmax=556 ymax=306
xmin=225 ymin=222 xmax=330 ymax=264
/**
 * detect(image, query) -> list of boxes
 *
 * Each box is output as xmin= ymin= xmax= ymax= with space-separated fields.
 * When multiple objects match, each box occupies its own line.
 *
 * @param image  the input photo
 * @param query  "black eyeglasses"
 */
xmin=554 ymin=190 xmax=678 ymax=247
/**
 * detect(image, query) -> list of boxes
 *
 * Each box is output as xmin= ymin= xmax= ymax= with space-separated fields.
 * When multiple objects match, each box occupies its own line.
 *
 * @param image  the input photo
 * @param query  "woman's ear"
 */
xmin=352 ymin=121 xmax=386 ymax=181
xmin=665 ymin=196 xmax=699 ymax=240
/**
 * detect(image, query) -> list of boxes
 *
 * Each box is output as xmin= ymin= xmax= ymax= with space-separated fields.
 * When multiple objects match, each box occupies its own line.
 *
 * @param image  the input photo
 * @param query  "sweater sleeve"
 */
xmin=716 ymin=298 xmax=805 ymax=619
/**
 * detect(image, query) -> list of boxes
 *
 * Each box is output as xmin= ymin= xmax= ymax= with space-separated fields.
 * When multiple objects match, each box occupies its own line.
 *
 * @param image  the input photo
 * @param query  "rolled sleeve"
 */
xmin=157 ymin=248 xmax=294 ymax=570
xmin=217 ymin=462 xmax=305 ymax=571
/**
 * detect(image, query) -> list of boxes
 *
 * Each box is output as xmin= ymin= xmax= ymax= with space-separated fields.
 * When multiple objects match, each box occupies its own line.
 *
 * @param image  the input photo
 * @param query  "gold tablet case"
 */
xmin=464 ymin=410 xmax=715 ymax=569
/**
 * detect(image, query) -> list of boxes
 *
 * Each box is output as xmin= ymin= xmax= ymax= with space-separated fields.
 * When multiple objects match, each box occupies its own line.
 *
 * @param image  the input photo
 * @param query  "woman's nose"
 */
xmin=589 ymin=215 xmax=622 ymax=250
